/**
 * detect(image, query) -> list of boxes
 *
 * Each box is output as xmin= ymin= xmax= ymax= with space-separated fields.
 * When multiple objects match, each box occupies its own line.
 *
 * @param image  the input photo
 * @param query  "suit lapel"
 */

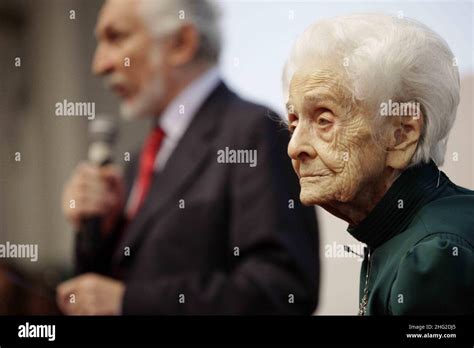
xmin=112 ymin=83 xmax=232 ymax=266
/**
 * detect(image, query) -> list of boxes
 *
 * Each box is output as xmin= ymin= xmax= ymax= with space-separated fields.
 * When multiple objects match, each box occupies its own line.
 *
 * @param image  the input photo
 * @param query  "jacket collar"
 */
xmin=347 ymin=160 xmax=444 ymax=249
xmin=112 ymin=82 xmax=234 ymax=267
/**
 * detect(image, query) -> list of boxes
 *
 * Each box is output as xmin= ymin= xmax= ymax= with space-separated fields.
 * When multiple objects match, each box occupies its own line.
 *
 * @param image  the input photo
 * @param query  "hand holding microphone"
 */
xmin=58 ymin=117 xmax=126 ymax=316
xmin=62 ymin=162 xmax=124 ymax=234
xmin=62 ymin=116 xmax=124 ymax=235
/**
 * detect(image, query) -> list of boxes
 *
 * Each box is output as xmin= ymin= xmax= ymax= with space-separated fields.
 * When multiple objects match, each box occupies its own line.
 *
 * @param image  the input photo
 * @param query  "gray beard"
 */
xmin=119 ymin=76 xmax=165 ymax=121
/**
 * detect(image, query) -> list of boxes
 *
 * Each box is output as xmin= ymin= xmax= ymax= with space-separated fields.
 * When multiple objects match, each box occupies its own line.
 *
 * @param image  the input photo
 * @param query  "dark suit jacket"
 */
xmin=75 ymin=82 xmax=320 ymax=314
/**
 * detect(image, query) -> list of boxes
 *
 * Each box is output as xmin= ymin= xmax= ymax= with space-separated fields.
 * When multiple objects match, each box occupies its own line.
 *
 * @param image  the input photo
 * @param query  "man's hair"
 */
xmin=138 ymin=0 xmax=221 ymax=64
xmin=282 ymin=13 xmax=460 ymax=166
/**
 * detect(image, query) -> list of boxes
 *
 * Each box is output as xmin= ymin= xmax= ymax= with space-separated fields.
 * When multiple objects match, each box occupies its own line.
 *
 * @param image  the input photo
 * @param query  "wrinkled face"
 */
xmin=287 ymin=66 xmax=388 ymax=206
xmin=92 ymin=0 xmax=164 ymax=120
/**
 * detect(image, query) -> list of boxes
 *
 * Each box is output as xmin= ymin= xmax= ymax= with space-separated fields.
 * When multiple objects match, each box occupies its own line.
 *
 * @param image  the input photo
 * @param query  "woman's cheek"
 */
xmin=317 ymin=127 xmax=346 ymax=169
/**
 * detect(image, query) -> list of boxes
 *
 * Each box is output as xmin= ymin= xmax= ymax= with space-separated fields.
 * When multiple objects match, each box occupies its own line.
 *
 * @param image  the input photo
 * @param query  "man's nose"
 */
xmin=288 ymin=125 xmax=317 ymax=162
xmin=92 ymin=45 xmax=115 ymax=76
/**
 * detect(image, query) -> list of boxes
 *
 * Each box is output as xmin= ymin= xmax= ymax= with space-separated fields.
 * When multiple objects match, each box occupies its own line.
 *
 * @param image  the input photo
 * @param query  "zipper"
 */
xmin=343 ymin=245 xmax=364 ymax=258
xmin=359 ymin=247 xmax=372 ymax=316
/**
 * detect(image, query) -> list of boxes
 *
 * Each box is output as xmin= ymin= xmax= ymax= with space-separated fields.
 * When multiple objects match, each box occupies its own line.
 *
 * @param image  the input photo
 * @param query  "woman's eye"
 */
xmin=315 ymin=109 xmax=333 ymax=128
xmin=288 ymin=114 xmax=298 ymax=132
xmin=289 ymin=122 xmax=297 ymax=134
xmin=317 ymin=117 xmax=331 ymax=126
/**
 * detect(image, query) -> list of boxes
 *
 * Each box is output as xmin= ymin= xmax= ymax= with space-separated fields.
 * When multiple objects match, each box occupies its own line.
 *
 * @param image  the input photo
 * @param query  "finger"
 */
xmin=100 ymin=164 xmax=122 ymax=179
xmin=78 ymin=165 xmax=101 ymax=184
xmin=56 ymin=279 xmax=78 ymax=314
xmin=57 ymin=278 xmax=78 ymax=300
xmin=83 ymin=192 xmax=116 ymax=213
xmin=101 ymin=165 xmax=124 ymax=190
xmin=69 ymin=175 xmax=92 ymax=192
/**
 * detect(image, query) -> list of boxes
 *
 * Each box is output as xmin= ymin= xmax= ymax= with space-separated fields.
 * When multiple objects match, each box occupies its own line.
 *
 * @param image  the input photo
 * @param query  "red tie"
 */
xmin=127 ymin=126 xmax=165 ymax=220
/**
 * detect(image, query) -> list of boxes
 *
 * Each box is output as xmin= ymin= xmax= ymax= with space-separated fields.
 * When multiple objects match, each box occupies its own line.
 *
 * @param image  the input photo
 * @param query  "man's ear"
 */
xmin=165 ymin=24 xmax=200 ymax=68
xmin=385 ymin=105 xmax=424 ymax=170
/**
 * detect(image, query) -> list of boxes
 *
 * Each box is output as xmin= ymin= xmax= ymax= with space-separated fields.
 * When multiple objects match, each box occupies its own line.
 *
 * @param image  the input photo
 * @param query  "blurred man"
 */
xmin=58 ymin=0 xmax=319 ymax=315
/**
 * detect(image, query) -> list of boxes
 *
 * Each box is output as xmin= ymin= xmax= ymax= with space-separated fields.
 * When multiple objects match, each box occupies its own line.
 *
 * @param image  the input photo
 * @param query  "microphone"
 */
xmin=79 ymin=115 xmax=118 ymax=265
xmin=88 ymin=115 xmax=118 ymax=166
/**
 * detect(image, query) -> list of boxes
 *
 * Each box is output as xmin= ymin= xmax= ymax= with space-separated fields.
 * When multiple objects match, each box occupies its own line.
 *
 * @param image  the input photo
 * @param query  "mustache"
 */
xmin=103 ymin=74 xmax=129 ymax=90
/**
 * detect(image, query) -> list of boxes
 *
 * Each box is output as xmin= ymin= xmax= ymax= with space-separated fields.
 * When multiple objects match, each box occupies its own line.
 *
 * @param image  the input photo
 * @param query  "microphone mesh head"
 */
xmin=88 ymin=114 xmax=118 ymax=165
xmin=88 ymin=115 xmax=118 ymax=144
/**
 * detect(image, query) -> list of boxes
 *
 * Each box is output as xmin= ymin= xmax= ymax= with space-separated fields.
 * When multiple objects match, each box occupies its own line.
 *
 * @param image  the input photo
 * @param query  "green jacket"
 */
xmin=347 ymin=160 xmax=474 ymax=315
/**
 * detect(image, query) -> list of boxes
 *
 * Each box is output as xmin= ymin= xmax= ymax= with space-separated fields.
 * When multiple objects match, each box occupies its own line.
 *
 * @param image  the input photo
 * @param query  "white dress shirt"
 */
xmin=155 ymin=66 xmax=221 ymax=171
xmin=126 ymin=67 xmax=221 ymax=215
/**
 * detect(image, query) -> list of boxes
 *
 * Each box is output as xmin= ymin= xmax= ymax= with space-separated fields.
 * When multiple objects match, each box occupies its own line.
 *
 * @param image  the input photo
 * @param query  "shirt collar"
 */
xmin=347 ymin=160 xmax=444 ymax=249
xmin=158 ymin=66 xmax=221 ymax=141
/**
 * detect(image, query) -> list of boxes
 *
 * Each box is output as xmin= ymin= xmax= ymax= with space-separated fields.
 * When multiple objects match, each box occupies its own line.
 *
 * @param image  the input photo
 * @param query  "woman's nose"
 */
xmin=288 ymin=126 xmax=317 ymax=162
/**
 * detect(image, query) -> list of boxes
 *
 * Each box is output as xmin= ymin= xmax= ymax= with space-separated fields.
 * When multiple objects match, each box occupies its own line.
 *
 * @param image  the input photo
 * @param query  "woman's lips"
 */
xmin=300 ymin=172 xmax=330 ymax=178
xmin=299 ymin=174 xmax=329 ymax=182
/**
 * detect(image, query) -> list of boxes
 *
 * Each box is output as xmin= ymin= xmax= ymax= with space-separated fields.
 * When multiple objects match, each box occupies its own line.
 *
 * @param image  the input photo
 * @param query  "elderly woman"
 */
xmin=283 ymin=14 xmax=474 ymax=315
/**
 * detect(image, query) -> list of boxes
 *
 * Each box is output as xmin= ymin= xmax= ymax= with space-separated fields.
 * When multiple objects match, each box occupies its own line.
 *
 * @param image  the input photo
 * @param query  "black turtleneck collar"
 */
xmin=347 ymin=160 xmax=446 ymax=249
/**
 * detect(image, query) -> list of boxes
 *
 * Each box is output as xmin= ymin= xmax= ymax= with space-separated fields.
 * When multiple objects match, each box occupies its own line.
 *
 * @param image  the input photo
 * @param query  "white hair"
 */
xmin=138 ymin=0 xmax=221 ymax=63
xmin=282 ymin=13 xmax=460 ymax=166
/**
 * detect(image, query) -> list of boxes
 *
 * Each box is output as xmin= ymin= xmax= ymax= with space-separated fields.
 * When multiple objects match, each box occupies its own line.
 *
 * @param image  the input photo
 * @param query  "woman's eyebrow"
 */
xmin=303 ymin=92 xmax=337 ymax=105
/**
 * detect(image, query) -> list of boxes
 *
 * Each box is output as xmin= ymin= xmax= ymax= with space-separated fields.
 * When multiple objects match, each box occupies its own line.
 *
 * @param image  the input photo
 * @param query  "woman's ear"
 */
xmin=385 ymin=103 xmax=424 ymax=170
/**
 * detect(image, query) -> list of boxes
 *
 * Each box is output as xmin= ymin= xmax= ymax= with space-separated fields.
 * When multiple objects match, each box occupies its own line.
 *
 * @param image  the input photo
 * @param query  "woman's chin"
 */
xmin=299 ymin=188 xmax=330 ymax=206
